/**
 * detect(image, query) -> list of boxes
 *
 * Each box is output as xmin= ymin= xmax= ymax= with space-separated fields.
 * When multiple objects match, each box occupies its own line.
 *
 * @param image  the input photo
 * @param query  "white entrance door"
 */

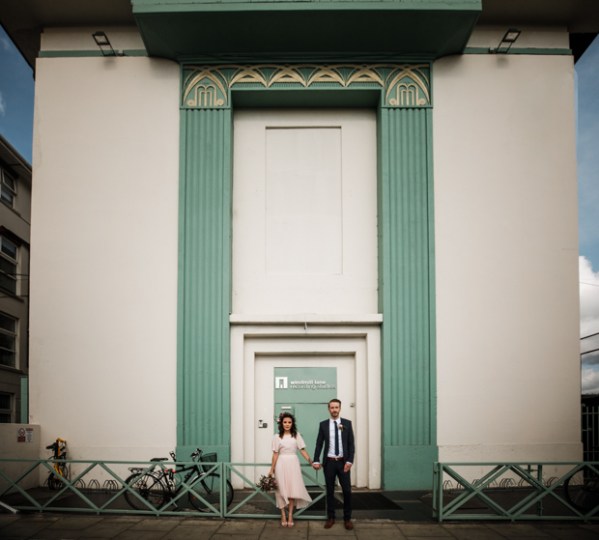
xmin=255 ymin=356 xmax=357 ymax=483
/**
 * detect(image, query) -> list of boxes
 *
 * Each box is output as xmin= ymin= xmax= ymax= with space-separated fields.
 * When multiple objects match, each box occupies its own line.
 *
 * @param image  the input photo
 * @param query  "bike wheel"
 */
xmin=124 ymin=472 xmax=166 ymax=511
xmin=564 ymin=470 xmax=599 ymax=514
xmin=188 ymin=474 xmax=234 ymax=512
xmin=47 ymin=463 xmax=68 ymax=490
xmin=47 ymin=471 xmax=61 ymax=490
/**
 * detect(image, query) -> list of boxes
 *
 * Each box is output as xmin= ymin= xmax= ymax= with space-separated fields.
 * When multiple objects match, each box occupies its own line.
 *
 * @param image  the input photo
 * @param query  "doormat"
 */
xmin=308 ymin=491 xmax=401 ymax=510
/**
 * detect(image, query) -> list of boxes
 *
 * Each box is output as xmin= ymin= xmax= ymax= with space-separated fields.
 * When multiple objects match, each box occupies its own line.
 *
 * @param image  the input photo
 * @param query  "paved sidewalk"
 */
xmin=1 ymin=514 xmax=599 ymax=540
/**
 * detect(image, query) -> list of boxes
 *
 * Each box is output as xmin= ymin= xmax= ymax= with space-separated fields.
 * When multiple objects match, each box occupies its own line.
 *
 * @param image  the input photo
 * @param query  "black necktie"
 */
xmin=334 ymin=421 xmax=340 ymax=456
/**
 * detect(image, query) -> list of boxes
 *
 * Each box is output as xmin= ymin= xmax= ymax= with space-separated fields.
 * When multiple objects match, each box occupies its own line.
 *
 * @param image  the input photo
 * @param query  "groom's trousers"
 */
xmin=323 ymin=459 xmax=352 ymax=520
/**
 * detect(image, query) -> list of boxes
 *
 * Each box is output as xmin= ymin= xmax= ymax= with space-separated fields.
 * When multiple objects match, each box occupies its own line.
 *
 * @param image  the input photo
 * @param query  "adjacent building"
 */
xmin=0 ymin=135 xmax=31 ymax=423
xmin=1 ymin=0 xmax=597 ymax=489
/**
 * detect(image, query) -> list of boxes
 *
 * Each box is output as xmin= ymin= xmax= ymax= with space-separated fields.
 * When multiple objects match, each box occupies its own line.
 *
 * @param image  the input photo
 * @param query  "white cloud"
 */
xmin=580 ymin=256 xmax=599 ymax=338
xmin=581 ymin=256 xmax=599 ymax=393
xmin=582 ymin=365 xmax=599 ymax=394
xmin=0 ymin=92 xmax=5 ymax=116
xmin=0 ymin=35 xmax=10 ymax=51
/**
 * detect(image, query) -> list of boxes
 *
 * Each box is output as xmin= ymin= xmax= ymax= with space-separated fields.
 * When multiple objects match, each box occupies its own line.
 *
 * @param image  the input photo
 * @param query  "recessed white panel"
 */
xmin=233 ymin=109 xmax=377 ymax=315
xmin=266 ymin=127 xmax=342 ymax=274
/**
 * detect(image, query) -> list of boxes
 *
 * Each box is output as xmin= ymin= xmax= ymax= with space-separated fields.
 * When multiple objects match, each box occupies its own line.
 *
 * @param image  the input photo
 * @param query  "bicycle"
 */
xmin=124 ymin=448 xmax=234 ymax=512
xmin=563 ymin=468 xmax=599 ymax=514
xmin=45 ymin=438 xmax=69 ymax=490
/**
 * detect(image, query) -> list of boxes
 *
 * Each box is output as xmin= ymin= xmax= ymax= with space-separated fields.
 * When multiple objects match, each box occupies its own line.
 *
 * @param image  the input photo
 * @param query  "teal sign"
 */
xmin=274 ymin=367 xmax=337 ymax=455
xmin=274 ymin=367 xmax=336 ymax=402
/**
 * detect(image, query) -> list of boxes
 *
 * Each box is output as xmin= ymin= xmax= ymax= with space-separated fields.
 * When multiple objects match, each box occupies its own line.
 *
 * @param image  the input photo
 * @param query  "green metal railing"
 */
xmin=0 ymin=458 xmax=325 ymax=518
xmin=223 ymin=463 xmax=325 ymax=519
xmin=434 ymin=462 xmax=599 ymax=522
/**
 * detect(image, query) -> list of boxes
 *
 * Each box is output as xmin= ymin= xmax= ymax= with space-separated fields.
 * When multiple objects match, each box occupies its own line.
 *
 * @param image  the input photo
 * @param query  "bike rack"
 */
xmin=433 ymin=461 xmax=599 ymax=522
xmin=0 ymin=458 xmax=325 ymax=518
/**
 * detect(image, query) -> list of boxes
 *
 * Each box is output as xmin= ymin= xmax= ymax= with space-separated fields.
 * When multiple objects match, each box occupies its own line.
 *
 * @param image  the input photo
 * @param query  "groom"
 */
xmin=312 ymin=398 xmax=355 ymax=530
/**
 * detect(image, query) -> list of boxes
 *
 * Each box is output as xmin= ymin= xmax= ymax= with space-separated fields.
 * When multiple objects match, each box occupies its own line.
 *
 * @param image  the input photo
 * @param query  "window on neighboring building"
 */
xmin=0 ymin=168 xmax=16 ymax=208
xmin=0 ymin=392 xmax=13 ymax=423
xmin=0 ymin=312 xmax=17 ymax=368
xmin=0 ymin=235 xmax=17 ymax=295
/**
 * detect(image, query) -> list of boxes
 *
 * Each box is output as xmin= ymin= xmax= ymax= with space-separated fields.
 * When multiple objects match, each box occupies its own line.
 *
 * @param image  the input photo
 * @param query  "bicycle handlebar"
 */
xmin=146 ymin=448 xmax=203 ymax=464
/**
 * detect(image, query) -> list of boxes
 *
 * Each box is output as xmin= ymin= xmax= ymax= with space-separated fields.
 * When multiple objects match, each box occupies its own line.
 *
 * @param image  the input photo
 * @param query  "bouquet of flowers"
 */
xmin=256 ymin=474 xmax=278 ymax=492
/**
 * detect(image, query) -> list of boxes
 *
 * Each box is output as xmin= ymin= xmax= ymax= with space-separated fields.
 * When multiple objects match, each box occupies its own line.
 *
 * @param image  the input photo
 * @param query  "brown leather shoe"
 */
xmin=324 ymin=518 xmax=335 ymax=529
xmin=344 ymin=520 xmax=354 ymax=530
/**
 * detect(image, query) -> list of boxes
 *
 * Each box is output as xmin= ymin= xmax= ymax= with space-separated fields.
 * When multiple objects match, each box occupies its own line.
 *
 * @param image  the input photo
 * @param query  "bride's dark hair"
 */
xmin=278 ymin=412 xmax=298 ymax=438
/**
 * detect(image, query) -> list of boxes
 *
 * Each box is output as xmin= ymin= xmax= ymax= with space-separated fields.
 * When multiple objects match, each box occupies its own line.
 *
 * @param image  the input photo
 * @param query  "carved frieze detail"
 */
xmin=182 ymin=64 xmax=430 ymax=109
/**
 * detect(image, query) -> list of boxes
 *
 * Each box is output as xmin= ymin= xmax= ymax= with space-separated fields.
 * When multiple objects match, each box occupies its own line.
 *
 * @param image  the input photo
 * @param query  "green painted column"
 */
xmin=378 ymin=106 xmax=437 ymax=489
xmin=177 ymin=107 xmax=232 ymax=460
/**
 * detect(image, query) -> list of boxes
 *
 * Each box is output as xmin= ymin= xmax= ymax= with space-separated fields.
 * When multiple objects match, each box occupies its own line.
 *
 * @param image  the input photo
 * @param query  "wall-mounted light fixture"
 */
xmin=490 ymin=28 xmax=521 ymax=54
xmin=92 ymin=31 xmax=122 ymax=57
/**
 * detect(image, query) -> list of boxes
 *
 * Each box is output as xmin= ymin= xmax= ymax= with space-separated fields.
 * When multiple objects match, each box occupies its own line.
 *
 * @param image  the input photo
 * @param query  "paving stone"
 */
xmin=3 ymin=513 xmax=599 ymax=540
xmin=308 ymin=520 xmax=357 ymax=535
xmin=176 ymin=518 xmax=225 ymax=527
xmin=163 ymin=521 xmax=225 ymax=539
xmin=161 ymin=526 xmax=213 ymax=539
xmin=0 ymin=514 xmax=20 ymax=526
xmin=442 ymin=524 xmax=506 ymax=540
xmin=128 ymin=517 xmax=182 ymax=531
xmin=486 ymin=523 xmax=551 ymax=537
xmin=308 ymin=530 xmax=356 ymax=536
xmin=259 ymin=519 xmax=309 ymax=539
xmin=356 ymin=528 xmax=406 ymax=540
xmin=0 ymin=518 xmax=55 ymax=537
xmin=534 ymin=524 xmax=599 ymax=540
xmin=22 ymin=528 xmax=81 ymax=539
xmin=354 ymin=521 xmax=401 ymax=531
xmin=113 ymin=531 xmax=168 ymax=540
xmin=73 ymin=519 xmax=137 ymax=538
xmin=216 ymin=520 xmax=266 ymax=534
xmin=46 ymin=516 xmax=104 ymax=530
xmin=398 ymin=523 xmax=453 ymax=537
xmin=212 ymin=536 xmax=262 ymax=540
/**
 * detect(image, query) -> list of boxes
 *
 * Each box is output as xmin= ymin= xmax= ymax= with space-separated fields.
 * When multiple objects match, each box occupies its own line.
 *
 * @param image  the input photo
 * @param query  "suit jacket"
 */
xmin=313 ymin=417 xmax=355 ymax=464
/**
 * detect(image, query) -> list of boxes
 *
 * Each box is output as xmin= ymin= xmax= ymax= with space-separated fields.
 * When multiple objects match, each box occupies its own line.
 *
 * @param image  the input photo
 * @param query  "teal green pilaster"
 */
xmin=178 ymin=107 xmax=232 ymax=460
xmin=379 ymin=106 xmax=437 ymax=489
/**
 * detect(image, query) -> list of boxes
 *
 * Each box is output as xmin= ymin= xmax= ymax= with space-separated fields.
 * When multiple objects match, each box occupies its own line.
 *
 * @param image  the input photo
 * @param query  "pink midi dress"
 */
xmin=272 ymin=433 xmax=312 ymax=509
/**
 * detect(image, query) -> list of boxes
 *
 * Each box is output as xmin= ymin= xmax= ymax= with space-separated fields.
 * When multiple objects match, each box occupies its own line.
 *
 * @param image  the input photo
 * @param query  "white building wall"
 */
xmin=27 ymin=25 xmax=583 ymax=469
xmin=433 ymin=39 xmax=581 ymax=462
xmin=30 ymin=41 xmax=180 ymax=460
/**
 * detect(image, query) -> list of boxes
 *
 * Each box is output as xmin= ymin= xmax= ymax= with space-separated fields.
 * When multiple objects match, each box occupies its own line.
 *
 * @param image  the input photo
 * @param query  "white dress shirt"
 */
xmin=327 ymin=418 xmax=343 ymax=458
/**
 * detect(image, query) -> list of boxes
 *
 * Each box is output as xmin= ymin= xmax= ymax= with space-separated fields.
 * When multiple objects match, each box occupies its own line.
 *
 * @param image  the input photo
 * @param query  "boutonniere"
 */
xmin=338 ymin=423 xmax=344 ymax=432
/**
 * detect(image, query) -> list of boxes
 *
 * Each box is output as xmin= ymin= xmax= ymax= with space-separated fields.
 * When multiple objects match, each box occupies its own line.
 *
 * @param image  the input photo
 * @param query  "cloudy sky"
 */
xmin=577 ymin=37 xmax=599 ymax=393
xmin=0 ymin=26 xmax=33 ymax=161
xmin=1 ymin=26 xmax=599 ymax=390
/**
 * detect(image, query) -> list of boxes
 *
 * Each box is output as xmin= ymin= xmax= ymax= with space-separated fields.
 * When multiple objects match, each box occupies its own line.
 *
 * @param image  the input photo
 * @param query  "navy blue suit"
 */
xmin=313 ymin=418 xmax=355 ymax=520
